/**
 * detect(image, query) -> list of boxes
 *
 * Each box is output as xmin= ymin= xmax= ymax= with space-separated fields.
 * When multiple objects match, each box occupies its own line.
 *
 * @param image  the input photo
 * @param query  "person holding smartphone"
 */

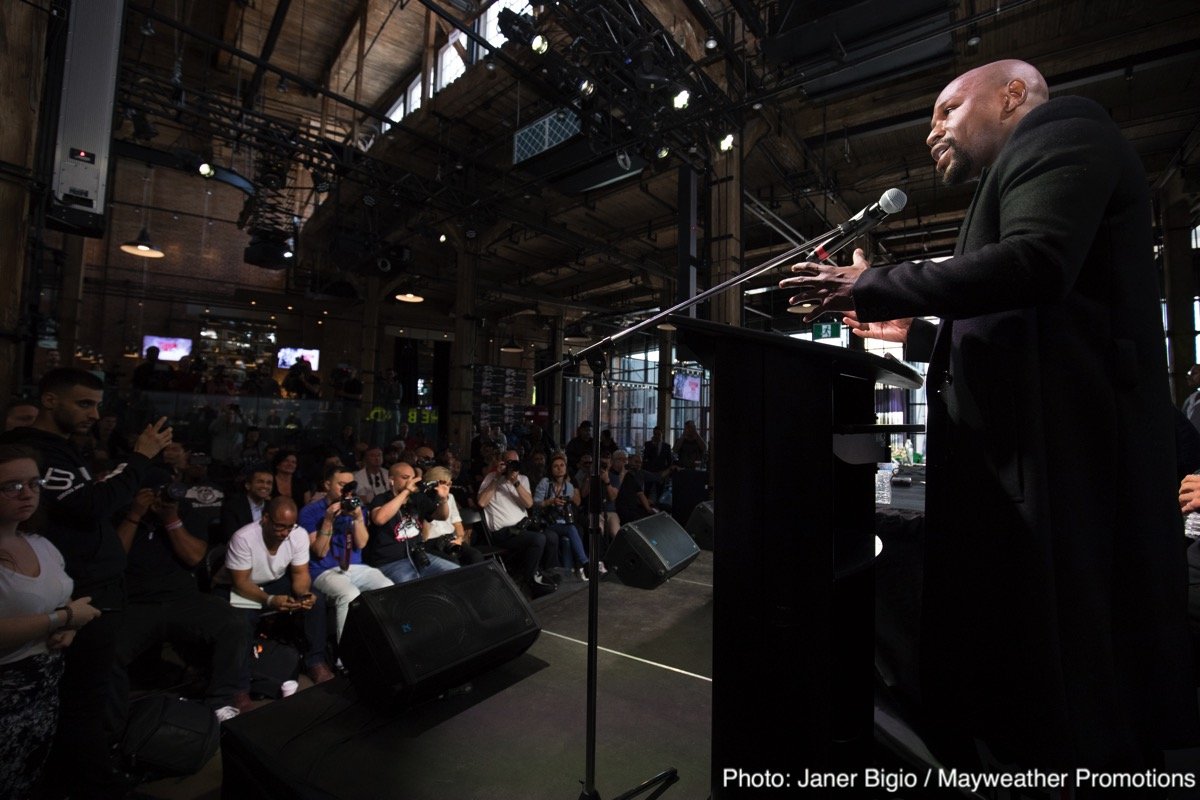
xmin=225 ymin=497 xmax=334 ymax=690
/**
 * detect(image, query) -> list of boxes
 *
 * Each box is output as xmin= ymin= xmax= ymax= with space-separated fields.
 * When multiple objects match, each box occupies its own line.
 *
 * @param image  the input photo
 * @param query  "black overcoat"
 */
xmin=854 ymin=96 xmax=1198 ymax=769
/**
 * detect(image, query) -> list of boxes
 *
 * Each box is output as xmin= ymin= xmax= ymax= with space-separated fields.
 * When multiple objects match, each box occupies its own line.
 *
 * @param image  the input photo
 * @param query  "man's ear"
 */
xmin=1002 ymin=78 xmax=1028 ymax=113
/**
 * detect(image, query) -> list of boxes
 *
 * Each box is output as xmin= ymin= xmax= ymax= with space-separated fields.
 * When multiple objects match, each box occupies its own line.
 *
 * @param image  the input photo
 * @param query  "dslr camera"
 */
xmin=339 ymin=480 xmax=363 ymax=513
xmin=503 ymin=459 xmax=521 ymax=473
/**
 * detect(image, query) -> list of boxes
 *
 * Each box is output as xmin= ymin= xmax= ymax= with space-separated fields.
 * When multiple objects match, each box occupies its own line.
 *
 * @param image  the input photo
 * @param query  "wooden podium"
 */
xmin=672 ymin=316 xmax=922 ymax=797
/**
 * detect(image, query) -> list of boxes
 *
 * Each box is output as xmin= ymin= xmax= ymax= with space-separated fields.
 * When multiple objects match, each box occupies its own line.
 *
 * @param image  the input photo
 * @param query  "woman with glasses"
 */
xmin=0 ymin=444 xmax=101 ymax=797
xmin=535 ymin=453 xmax=592 ymax=580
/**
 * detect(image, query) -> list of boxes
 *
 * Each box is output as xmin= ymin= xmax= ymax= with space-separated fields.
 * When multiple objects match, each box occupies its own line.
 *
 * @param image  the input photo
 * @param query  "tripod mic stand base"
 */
xmin=578 ymin=767 xmax=679 ymax=800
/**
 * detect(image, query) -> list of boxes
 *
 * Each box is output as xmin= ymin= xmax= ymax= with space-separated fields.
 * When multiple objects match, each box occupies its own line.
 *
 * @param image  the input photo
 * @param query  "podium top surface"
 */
xmin=671 ymin=315 xmax=923 ymax=390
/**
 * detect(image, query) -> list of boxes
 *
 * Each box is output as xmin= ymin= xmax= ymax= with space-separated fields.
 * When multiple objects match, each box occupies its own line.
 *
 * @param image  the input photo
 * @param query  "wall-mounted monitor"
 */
xmin=142 ymin=335 xmax=192 ymax=362
xmin=277 ymin=347 xmax=320 ymax=372
xmin=672 ymin=372 xmax=701 ymax=402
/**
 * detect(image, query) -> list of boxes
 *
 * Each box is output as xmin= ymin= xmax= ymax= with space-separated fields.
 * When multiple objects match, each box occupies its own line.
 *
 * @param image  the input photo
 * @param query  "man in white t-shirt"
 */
xmin=352 ymin=446 xmax=389 ymax=504
xmin=225 ymin=497 xmax=334 ymax=684
xmin=477 ymin=449 xmax=556 ymax=596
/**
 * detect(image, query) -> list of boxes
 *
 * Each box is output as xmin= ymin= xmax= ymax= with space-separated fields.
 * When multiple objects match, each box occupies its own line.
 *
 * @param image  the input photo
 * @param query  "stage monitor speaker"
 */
xmin=685 ymin=500 xmax=714 ymax=550
xmin=47 ymin=0 xmax=125 ymax=237
xmin=340 ymin=561 xmax=539 ymax=706
xmin=607 ymin=512 xmax=700 ymax=589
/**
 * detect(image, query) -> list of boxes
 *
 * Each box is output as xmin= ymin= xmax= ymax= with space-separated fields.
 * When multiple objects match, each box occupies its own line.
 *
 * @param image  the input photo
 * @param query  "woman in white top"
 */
xmin=0 ymin=444 xmax=101 ymax=797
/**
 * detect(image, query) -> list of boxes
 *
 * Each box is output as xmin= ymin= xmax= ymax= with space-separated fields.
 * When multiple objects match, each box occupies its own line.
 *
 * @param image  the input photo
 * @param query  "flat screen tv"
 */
xmin=277 ymin=347 xmax=320 ymax=371
xmin=142 ymin=335 xmax=192 ymax=362
xmin=673 ymin=372 xmax=701 ymax=402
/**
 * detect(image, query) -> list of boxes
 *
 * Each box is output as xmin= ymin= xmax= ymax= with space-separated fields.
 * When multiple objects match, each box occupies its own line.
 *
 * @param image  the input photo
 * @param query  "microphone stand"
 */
xmin=535 ymin=224 xmax=848 ymax=800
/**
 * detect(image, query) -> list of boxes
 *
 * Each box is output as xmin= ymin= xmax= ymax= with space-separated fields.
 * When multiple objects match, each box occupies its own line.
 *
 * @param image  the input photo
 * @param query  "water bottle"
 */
xmin=1187 ymin=470 xmax=1200 ymax=539
xmin=875 ymin=462 xmax=894 ymax=506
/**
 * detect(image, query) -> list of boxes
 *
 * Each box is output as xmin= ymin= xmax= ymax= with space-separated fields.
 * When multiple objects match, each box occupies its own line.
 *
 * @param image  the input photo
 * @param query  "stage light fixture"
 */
xmin=656 ymin=145 xmax=670 ymax=159
xmin=672 ymin=89 xmax=690 ymax=110
xmin=719 ymin=133 xmax=735 ymax=151
xmin=531 ymin=35 xmax=549 ymax=54
xmin=438 ymin=233 xmax=447 ymax=243
xmin=578 ymin=78 xmax=594 ymax=97
xmin=198 ymin=162 xmax=215 ymax=178
xmin=705 ymin=34 xmax=718 ymax=50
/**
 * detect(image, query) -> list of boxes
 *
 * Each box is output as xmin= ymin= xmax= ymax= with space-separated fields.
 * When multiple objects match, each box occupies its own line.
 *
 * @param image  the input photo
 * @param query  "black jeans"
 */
xmin=233 ymin=576 xmax=330 ymax=684
xmin=43 ymin=579 xmax=125 ymax=799
xmin=492 ymin=524 xmax=556 ymax=579
xmin=110 ymin=589 xmax=250 ymax=729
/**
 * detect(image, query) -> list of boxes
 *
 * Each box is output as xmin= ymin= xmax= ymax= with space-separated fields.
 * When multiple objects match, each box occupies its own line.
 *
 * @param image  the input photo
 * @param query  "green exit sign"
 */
xmin=813 ymin=321 xmax=841 ymax=339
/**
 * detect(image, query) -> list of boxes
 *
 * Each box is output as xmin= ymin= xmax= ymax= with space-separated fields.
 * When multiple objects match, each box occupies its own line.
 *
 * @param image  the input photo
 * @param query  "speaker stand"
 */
xmin=577 ymin=349 xmax=679 ymax=800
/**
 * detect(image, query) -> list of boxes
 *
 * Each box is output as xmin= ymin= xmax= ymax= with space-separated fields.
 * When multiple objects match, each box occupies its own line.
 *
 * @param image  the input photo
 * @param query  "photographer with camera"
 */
xmin=420 ymin=466 xmax=485 ymax=566
xmin=298 ymin=465 xmax=391 ymax=642
xmin=365 ymin=461 xmax=458 ymax=584
xmin=478 ymin=450 xmax=558 ymax=598
xmin=534 ymin=453 xmax=591 ymax=581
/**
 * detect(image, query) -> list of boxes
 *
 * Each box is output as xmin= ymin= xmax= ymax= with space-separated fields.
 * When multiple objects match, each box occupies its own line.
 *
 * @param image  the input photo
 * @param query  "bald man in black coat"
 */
xmin=782 ymin=60 xmax=1197 ymax=771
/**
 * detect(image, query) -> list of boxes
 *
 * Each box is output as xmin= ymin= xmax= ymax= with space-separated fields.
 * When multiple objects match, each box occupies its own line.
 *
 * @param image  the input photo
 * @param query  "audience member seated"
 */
xmin=611 ymin=451 xmax=655 ymax=525
xmin=111 ymin=486 xmax=250 ymax=729
xmin=478 ymin=449 xmax=557 ymax=597
xmin=576 ymin=454 xmax=620 ymax=544
xmin=224 ymin=497 xmax=334 ymax=690
xmin=158 ymin=443 xmax=227 ymax=542
xmin=564 ymin=421 xmax=593 ymax=472
xmin=2 ymin=399 xmax=39 ymax=432
xmin=352 ymin=446 xmax=389 ymax=504
xmin=270 ymin=449 xmax=303 ymax=502
xmin=365 ymin=462 xmax=458 ymax=583
xmin=421 ymin=466 xmax=485 ymax=566
xmin=534 ymin=453 xmax=591 ymax=580
xmin=298 ymin=465 xmax=392 ymax=641
xmin=220 ymin=468 xmax=274 ymax=546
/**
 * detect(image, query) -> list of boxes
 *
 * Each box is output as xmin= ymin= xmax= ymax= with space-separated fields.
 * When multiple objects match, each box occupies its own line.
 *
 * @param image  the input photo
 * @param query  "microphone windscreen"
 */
xmin=879 ymin=188 xmax=908 ymax=215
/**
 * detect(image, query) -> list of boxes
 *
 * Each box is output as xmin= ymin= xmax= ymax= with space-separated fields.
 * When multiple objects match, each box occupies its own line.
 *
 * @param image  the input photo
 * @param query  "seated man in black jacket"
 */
xmin=110 ymin=483 xmax=250 ymax=727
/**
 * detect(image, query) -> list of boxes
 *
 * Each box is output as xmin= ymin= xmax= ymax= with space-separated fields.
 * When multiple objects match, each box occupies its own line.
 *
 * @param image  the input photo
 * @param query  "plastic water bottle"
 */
xmin=1187 ymin=470 xmax=1200 ymax=539
xmin=875 ymin=462 xmax=894 ymax=506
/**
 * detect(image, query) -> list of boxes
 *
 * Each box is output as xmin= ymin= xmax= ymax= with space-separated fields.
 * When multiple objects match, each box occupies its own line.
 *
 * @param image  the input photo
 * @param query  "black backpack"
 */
xmin=122 ymin=694 xmax=219 ymax=775
xmin=250 ymin=637 xmax=302 ymax=699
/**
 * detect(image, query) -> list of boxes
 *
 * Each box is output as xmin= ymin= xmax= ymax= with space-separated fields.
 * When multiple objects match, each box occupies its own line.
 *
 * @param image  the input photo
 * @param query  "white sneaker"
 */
xmin=598 ymin=561 xmax=608 ymax=575
xmin=214 ymin=705 xmax=240 ymax=723
xmin=576 ymin=567 xmax=589 ymax=582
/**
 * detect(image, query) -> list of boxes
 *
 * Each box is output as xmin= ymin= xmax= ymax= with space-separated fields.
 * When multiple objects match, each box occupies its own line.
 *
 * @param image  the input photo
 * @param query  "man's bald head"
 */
xmin=927 ymin=60 xmax=1049 ymax=185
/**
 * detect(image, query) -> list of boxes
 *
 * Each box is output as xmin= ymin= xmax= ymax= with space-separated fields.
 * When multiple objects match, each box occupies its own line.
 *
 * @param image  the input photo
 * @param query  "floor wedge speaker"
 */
xmin=340 ymin=561 xmax=540 ymax=706
xmin=685 ymin=500 xmax=714 ymax=550
xmin=607 ymin=512 xmax=701 ymax=589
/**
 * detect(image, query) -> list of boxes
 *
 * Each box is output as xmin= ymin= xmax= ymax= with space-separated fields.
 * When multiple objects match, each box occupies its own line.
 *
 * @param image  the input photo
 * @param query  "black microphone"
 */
xmin=807 ymin=188 xmax=907 ymax=261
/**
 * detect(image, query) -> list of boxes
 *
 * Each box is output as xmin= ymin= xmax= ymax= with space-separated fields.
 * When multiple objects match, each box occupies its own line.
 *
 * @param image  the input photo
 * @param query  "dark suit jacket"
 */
xmin=219 ymin=493 xmax=259 ymax=546
xmin=856 ymin=96 xmax=1197 ymax=768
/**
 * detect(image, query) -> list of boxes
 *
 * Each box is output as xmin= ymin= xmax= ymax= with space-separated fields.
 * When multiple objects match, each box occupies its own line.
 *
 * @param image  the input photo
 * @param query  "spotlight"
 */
xmin=656 ymin=145 xmax=670 ymax=159
xmin=672 ymin=89 xmax=690 ymax=110
xmin=966 ymin=33 xmax=981 ymax=47
xmin=485 ymin=59 xmax=497 ymax=75
xmin=752 ymin=101 xmax=764 ymax=111
xmin=198 ymin=162 xmax=215 ymax=178
xmin=395 ymin=290 xmax=424 ymax=303
xmin=718 ymin=133 xmax=735 ymax=151
xmin=578 ymin=78 xmax=594 ymax=97
xmin=438 ymin=233 xmax=447 ymax=243
xmin=705 ymin=34 xmax=718 ymax=50
xmin=283 ymin=249 xmax=294 ymax=259
xmin=531 ymin=35 xmax=548 ymax=55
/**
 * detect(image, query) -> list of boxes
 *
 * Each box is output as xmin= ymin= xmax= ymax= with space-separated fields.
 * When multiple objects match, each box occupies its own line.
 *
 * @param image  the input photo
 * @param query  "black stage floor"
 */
xmin=198 ymin=555 xmax=715 ymax=800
